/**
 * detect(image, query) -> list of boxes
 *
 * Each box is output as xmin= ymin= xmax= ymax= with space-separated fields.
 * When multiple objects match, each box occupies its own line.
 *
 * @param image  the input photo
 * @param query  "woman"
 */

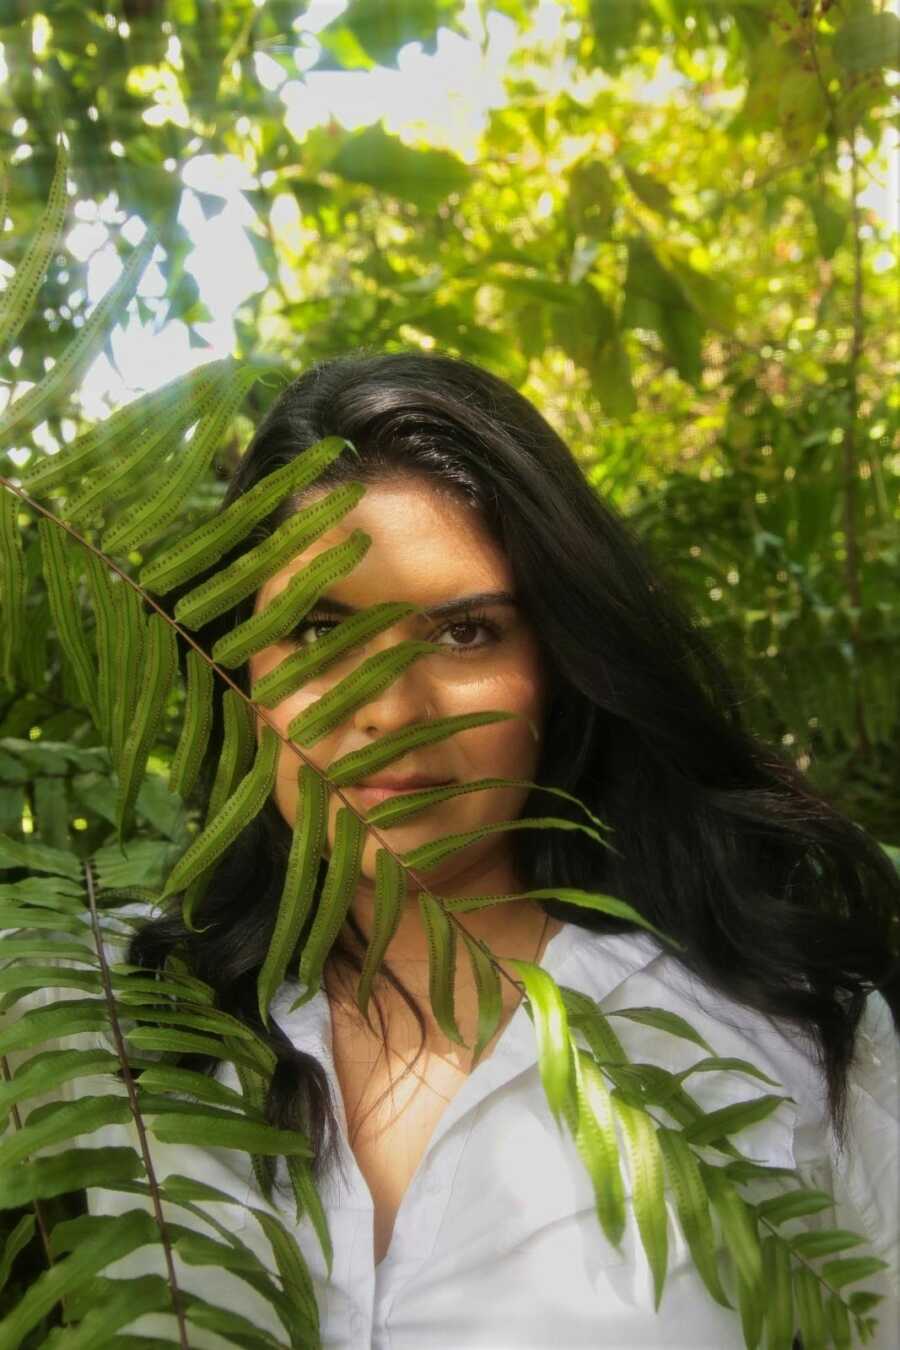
xmin=129 ymin=350 xmax=899 ymax=1347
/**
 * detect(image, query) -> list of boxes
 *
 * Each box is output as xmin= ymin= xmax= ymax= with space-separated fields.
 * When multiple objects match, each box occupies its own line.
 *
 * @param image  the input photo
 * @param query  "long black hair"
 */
xmin=130 ymin=348 xmax=900 ymax=1184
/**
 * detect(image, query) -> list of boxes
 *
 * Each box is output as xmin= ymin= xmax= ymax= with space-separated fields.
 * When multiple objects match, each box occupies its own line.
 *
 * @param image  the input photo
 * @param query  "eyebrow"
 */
xmin=312 ymin=590 xmax=519 ymax=620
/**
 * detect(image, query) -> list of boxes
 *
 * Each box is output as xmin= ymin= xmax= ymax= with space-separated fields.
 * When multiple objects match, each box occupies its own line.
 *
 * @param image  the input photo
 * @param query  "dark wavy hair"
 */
xmin=129 ymin=348 xmax=900 ymax=1188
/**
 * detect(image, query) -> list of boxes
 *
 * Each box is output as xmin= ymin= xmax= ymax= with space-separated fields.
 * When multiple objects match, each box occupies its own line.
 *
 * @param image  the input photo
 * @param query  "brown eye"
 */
xmin=433 ymin=613 xmax=501 ymax=654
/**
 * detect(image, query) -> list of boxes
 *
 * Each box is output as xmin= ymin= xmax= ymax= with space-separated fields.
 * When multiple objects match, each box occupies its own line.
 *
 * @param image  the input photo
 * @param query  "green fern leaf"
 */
xmin=418 ymin=891 xmax=463 ymax=1045
xmin=252 ymin=600 xmax=416 ymax=709
xmin=162 ymin=1222 xmax=309 ymax=1342
xmin=211 ymin=530 xmax=372 ymax=667
xmin=0 ymin=1145 xmax=144 ymax=1209
xmin=0 ymin=998 xmax=109 ymax=1056
xmin=401 ymin=815 xmax=606 ymax=873
xmin=0 ymin=137 xmax=67 ymax=360
xmin=510 ymin=960 xmax=574 ymax=1126
xmin=116 ymin=612 xmax=180 ymax=843
xmin=611 ymin=1091 xmax=669 ymax=1310
xmin=657 ymin=1126 xmax=731 ymax=1309
xmin=0 ymin=232 xmax=156 ymax=443
xmin=287 ymin=639 xmax=440 ymax=747
xmin=683 ymin=1095 xmax=790 ymax=1147
xmin=140 ymin=433 xmax=354 ymax=595
xmin=735 ymin=1263 xmax=764 ymax=1350
xmin=174 ymin=481 xmax=365 ymax=629
xmin=37 ymin=519 xmax=100 ymax=723
xmin=251 ymin=1206 xmax=320 ymax=1335
xmin=257 ymin=763 xmax=329 ymax=1026
xmin=180 ymin=688 xmax=257 ymax=927
xmin=0 ymin=1214 xmax=35 ymax=1293
xmin=0 ymin=962 xmax=102 ymax=997
xmin=819 ymin=1256 xmax=889 ymax=1290
xmin=286 ymin=1156 xmax=334 ymax=1278
xmin=63 ymin=361 xmax=229 ymax=527
xmin=676 ymin=1056 xmax=782 ymax=1088
xmin=608 ymin=1007 xmax=714 ymax=1055
xmin=109 ymin=580 xmax=146 ymax=782
xmin=168 ymin=648 xmax=214 ymax=800
xmin=327 ymin=709 xmax=516 ymax=786
xmin=0 ymin=486 xmax=25 ymax=689
xmin=180 ymin=1289 xmax=287 ymax=1348
xmin=355 ymin=847 xmax=407 ymax=1024
xmin=293 ymin=806 xmax=365 ymax=1008
xmin=791 ymin=1229 xmax=866 ymax=1260
xmin=0 ymin=833 xmax=82 ymax=880
xmin=761 ymin=1234 xmax=793 ymax=1350
xmin=460 ymin=927 xmax=502 ymax=1066
xmin=755 ymin=1188 xmax=836 ymax=1224
xmin=101 ymin=365 xmax=262 ymax=554
xmin=562 ymin=987 xmax=628 ymax=1064
xmin=83 ymin=550 xmax=119 ymax=747
xmin=160 ymin=723 xmax=280 ymax=904
xmin=43 ymin=1273 xmax=171 ymax=1347
xmin=794 ymin=1266 xmax=828 ymax=1349
xmin=20 ymin=358 xmax=231 ymax=495
xmin=0 ymin=1209 xmax=159 ymax=1349
xmin=701 ymin=1162 xmax=763 ymax=1294
xmin=439 ymin=886 xmax=671 ymax=943
xmin=136 ymin=1064 xmax=261 ymax=1115
xmin=149 ymin=1109 xmax=313 ymax=1158
xmin=0 ymin=1095 xmax=131 ymax=1171
xmin=571 ymin=1048 xmax=627 ymax=1248
xmin=363 ymin=774 xmax=613 ymax=832
xmin=125 ymin=1027 xmax=272 ymax=1077
xmin=826 ymin=1290 xmax=852 ymax=1350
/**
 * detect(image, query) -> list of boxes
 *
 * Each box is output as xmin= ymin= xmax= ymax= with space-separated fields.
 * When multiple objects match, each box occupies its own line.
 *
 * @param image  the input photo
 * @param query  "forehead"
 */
xmin=254 ymin=475 xmax=512 ymax=611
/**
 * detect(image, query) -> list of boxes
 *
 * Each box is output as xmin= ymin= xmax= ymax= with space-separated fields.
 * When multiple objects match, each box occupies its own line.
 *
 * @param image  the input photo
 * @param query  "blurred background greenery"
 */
xmin=1 ymin=0 xmax=898 ymax=864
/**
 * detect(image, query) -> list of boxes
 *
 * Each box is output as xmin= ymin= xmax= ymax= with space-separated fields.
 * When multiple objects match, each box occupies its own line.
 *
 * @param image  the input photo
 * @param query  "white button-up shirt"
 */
xmin=17 ymin=914 xmax=900 ymax=1348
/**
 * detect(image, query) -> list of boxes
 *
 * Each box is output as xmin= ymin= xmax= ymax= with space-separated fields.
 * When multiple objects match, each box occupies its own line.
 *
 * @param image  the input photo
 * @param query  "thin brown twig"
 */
xmin=81 ymin=858 xmax=191 ymax=1350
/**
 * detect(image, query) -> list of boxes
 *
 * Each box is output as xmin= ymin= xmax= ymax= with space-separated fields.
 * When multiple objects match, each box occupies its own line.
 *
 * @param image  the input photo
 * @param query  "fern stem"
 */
xmin=82 ymin=860 xmax=191 ymax=1350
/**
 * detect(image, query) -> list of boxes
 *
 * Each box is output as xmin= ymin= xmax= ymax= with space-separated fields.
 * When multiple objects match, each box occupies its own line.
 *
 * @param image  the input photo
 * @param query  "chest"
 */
xmin=328 ymin=994 xmax=506 ymax=1265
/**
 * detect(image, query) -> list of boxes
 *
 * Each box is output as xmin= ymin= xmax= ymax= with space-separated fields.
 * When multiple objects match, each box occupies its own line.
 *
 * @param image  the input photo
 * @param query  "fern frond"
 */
xmin=101 ymin=365 xmax=263 ymax=555
xmin=292 ymin=806 xmax=365 ymax=1009
xmin=62 ymin=360 xmax=230 ymax=527
xmin=354 ymin=848 xmax=407 ymax=1025
xmin=160 ymin=724 xmax=280 ymax=906
xmin=20 ymin=358 xmax=232 ymax=496
xmin=326 ymin=710 xmax=516 ymax=785
xmin=0 ymin=232 xmax=156 ymax=443
xmin=0 ymin=485 xmax=25 ymax=690
xmin=418 ymin=891 xmax=463 ymax=1045
xmin=251 ymin=600 xmax=416 ymax=709
xmin=211 ymin=530 xmax=372 ymax=668
xmin=257 ymin=764 xmax=328 ymax=1027
xmin=167 ymin=648 xmax=214 ymax=801
xmin=173 ymin=481 xmax=365 ymax=629
xmin=115 ymin=613 xmax=179 ymax=844
xmin=140 ymin=433 xmax=354 ymax=595
xmin=0 ymin=137 xmax=68 ymax=362
xmin=287 ymin=640 xmax=440 ymax=747
xmin=37 ymin=519 xmax=100 ymax=723
xmin=459 ymin=928 xmax=502 ymax=1066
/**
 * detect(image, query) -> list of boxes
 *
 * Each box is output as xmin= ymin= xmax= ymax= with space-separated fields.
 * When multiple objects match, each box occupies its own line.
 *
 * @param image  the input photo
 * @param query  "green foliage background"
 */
xmin=0 ymin=0 xmax=899 ymax=1342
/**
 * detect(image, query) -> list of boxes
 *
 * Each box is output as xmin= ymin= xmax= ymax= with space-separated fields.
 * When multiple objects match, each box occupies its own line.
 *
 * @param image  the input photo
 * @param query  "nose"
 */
xmin=350 ymin=629 xmax=437 ymax=737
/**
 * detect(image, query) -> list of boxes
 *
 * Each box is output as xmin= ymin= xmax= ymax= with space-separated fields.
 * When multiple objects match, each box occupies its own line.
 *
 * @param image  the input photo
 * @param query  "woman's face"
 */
xmin=247 ymin=474 xmax=546 ymax=895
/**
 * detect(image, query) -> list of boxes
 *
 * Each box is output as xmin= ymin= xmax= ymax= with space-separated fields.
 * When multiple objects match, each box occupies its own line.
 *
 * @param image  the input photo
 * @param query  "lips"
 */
xmin=351 ymin=774 xmax=453 ymax=806
xmin=358 ymin=774 xmax=451 ymax=790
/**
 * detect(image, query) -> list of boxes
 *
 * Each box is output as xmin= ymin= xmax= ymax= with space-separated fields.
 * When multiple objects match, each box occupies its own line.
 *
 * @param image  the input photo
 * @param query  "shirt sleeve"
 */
xmin=820 ymin=991 xmax=900 ymax=1349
